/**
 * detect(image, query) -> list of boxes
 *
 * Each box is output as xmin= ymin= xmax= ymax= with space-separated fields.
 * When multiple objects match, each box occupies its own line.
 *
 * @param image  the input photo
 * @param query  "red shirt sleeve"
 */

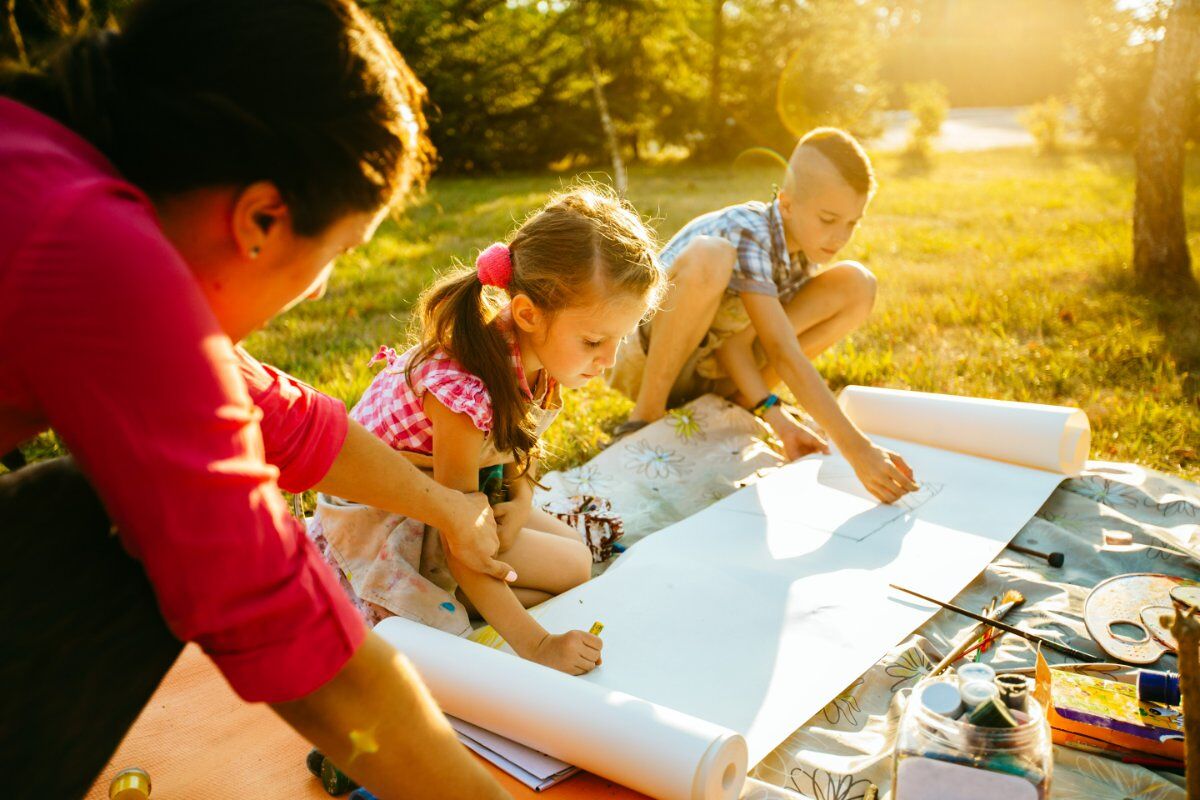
xmin=235 ymin=348 xmax=348 ymax=494
xmin=2 ymin=180 xmax=366 ymax=702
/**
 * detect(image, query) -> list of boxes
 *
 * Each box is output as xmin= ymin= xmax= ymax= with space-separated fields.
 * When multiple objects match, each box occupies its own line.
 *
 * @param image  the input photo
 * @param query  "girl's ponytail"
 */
xmin=408 ymin=265 xmax=537 ymax=470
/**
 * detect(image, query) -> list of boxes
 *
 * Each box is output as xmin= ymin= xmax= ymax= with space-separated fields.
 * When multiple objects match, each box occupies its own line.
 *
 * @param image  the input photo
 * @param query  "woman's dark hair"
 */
xmin=0 ymin=0 xmax=434 ymax=234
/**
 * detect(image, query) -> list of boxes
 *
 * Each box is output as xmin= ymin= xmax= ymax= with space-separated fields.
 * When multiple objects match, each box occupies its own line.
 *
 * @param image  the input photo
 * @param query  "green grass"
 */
xmin=13 ymin=148 xmax=1200 ymax=483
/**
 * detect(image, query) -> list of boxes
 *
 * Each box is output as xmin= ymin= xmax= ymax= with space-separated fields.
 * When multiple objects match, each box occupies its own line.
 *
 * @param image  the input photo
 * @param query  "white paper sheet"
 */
xmin=376 ymin=618 xmax=748 ymax=800
xmin=376 ymin=389 xmax=1089 ymax=797
xmin=838 ymin=385 xmax=1090 ymax=475
xmin=448 ymin=716 xmax=579 ymax=791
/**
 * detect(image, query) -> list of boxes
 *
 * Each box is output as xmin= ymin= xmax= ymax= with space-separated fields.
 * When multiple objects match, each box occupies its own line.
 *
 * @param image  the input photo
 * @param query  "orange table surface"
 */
xmin=85 ymin=644 xmax=647 ymax=800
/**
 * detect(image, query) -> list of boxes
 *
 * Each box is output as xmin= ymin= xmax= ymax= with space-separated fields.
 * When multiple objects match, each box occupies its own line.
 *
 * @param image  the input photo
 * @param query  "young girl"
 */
xmin=312 ymin=187 xmax=663 ymax=675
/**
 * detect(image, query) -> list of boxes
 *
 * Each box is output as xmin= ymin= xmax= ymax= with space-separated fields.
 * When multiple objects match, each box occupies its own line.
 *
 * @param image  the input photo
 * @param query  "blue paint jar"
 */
xmin=1137 ymin=669 xmax=1181 ymax=706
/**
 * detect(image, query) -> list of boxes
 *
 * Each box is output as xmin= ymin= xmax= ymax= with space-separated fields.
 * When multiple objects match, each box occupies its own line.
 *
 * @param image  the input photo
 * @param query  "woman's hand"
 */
xmin=529 ymin=630 xmax=603 ymax=676
xmin=436 ymin=490 xmax=516 ymax=582
xmin=492 ymin=478 xmax=532 ymax=553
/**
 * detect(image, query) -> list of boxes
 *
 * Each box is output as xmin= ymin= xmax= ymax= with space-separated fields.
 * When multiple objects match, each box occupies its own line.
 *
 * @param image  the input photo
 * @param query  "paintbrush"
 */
xmin=930 ymin=589 xmax=1025 ymax=676
xmin=890 ymin=584 xmax=1101 ymax=663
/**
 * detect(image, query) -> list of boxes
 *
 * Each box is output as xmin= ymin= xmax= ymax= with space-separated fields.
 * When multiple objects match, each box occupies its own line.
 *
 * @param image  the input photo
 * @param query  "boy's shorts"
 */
xmin=608 ymin=290 xmax=786 ymax=407
xmin=608 ymin=263 xmax=819 ymax=406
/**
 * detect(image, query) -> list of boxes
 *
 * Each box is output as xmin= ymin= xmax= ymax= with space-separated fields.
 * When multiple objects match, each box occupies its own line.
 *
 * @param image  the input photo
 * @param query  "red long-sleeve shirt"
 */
xmin=0 ymin=97 xmax=367 ymax=702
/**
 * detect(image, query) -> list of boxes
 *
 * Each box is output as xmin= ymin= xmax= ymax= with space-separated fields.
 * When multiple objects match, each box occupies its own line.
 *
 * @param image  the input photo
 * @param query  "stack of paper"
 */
xmin=448 ymin=716 xmax=579 ymax=791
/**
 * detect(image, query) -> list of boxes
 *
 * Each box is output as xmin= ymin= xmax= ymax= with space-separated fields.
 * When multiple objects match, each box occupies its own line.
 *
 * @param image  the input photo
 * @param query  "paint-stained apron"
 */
xmin=310 ymin=392 xmax=560 ymax=636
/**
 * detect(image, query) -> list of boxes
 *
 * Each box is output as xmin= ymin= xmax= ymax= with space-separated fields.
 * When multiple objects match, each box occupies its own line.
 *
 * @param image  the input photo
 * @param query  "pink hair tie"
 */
xmin=476 ymin=242 xmax=513 ymax=288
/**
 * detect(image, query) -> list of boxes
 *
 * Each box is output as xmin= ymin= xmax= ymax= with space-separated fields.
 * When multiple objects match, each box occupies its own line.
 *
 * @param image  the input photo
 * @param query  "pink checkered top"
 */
xmin=350 ymin=312 xmax=555 ymax=455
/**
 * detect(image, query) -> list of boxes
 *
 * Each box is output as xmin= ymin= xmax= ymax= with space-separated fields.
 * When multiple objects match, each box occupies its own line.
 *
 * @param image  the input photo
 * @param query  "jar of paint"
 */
xmin=894 ymin=678 xmax=1051 ymax=800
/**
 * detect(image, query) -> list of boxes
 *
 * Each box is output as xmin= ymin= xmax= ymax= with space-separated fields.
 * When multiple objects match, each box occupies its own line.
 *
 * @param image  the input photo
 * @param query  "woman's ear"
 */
xmin=231 ymin=181 xmax=291 ymax=260
xmin=509 ymin=293 xmax=544 ymax=334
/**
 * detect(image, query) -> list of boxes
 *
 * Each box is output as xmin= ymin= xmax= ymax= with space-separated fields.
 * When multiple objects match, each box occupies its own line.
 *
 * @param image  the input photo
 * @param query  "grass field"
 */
xmin=15 ymin=147 xmax=1200 ymax=483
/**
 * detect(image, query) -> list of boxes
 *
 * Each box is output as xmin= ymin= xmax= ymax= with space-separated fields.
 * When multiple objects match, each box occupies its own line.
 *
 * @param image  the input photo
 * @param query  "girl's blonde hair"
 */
xmin=409 ymin=185 xmax=664 ymax=471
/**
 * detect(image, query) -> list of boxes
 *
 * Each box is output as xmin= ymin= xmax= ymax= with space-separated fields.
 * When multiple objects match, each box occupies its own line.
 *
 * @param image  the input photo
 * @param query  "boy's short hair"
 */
xmin=788 ymin=127 xmax=876 ymax=198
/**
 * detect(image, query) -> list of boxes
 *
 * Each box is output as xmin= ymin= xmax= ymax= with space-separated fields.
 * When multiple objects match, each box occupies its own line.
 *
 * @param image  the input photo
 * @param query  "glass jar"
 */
xmin=893 ymin=678 xmax=1052 ymax=800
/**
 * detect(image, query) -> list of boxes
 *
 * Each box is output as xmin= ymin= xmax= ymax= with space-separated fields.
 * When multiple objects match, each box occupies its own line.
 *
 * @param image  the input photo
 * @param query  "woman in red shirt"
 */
xmin=0 ymin=1 xmax=511 ymax=797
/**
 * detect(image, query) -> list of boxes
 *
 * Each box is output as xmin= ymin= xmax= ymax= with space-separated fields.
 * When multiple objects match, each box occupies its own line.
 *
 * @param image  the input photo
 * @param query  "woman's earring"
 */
xmin=249 ymin=246 xmax=261 ymax=259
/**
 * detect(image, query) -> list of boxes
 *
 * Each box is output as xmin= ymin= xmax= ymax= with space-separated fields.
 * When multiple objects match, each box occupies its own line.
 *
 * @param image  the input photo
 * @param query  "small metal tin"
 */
xmin=109 ymin=767 xmax=151 ymax=800
xmin=996 ymin=673 xmax=1029 ymax=712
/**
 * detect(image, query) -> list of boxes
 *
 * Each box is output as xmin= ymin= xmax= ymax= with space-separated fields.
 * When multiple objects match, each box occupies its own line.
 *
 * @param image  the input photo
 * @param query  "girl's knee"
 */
xmin=559 ymin=540 xmax=593 ymax=592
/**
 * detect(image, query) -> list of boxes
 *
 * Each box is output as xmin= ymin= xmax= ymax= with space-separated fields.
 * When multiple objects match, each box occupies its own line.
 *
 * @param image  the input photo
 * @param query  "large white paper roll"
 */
xmin=838 ymin=386 xmax=1090 ymax=476
xmin=375 ymin=617 xmax=748 ymax=800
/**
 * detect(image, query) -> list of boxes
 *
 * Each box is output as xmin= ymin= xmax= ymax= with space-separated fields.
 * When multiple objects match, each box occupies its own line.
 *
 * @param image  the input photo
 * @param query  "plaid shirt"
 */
xmin=658 ymin=198 xmax=813 ymax=299
xmin=350 ymin=314 xmax=553 ymax=455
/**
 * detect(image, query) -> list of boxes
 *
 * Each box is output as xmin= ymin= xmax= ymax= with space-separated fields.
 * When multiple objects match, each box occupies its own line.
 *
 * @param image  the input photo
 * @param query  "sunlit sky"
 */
xmin=1117 ymin=0 xmax=1159 ymax=16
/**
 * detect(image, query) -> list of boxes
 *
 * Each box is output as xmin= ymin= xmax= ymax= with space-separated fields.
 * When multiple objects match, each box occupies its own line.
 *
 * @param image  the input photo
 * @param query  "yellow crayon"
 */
xmin=588 ymin=621 xmax=604 ymax=636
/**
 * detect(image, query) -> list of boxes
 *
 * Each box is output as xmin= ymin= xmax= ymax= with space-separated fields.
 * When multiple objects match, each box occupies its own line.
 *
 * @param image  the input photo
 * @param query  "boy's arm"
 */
xmin=316 ymin=421 xmax=512 ymax=581
xmin=738 ymin=292 xmax=918 ymax=503
xmin=424 ymin=396 xmax=549 ymax=658
xmin=715 ymin=335 xmax=829 ymax=461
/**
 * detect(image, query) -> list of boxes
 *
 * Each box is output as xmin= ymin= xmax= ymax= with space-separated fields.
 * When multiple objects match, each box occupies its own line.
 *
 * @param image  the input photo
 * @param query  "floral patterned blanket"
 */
xmin=537 ymin=394 xmax=1199 ymax=800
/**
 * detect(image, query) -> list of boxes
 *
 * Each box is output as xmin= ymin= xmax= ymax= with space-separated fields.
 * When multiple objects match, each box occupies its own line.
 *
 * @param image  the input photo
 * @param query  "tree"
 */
xmin=2 ymin=0 xmax=28 ymax=64
xmin=1069 ymin=0 xmax=1185 ymax=149
xmin=702 ymin=0 xmax=726 ymax=158
xmin=1132 ymin=0 xmax=1200 ymax=287
xmin=582 ymin=26 xmax=626 ymax=194
xmin=716 ymin=0 xmax=884 ymax=156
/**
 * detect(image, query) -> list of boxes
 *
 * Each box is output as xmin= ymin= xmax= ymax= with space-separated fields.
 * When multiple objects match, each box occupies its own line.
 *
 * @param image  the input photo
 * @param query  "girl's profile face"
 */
xmin=520 ymin=290 xmax=650 ymax=390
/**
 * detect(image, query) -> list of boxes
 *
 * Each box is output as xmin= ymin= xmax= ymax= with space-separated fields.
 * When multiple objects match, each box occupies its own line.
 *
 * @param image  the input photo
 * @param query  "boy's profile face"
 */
xmin=777 ymin=147 xmax=869 ymax=265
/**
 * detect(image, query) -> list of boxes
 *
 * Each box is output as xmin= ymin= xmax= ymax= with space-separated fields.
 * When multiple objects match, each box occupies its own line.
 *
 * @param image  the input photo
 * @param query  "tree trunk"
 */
xmin=708 ymin=0 xmax=726 ymax=154
xmin=1132 ymin=0 xmax=1200 ymax=287
xmin=583 ymin=31 xmax=627 ymax=197
xmin=1 ymin=0 xmax=28 ymax=65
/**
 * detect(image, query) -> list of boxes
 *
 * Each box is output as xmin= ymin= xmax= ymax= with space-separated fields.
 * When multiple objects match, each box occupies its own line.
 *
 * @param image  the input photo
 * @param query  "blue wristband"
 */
xmin=751 ymin=393 xmax=780 ymax=418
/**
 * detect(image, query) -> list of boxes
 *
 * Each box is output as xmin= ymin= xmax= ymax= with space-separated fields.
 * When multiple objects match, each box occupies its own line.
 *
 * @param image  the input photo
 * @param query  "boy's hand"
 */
xmin=530 ymin=630 xmax=603 ymax=675
xmin=843 ymin=438 xmax=918 ymax=504
xmin=765 ymin=406 xmax=830 ymax=461
xmin=493 ymin=478 xmax=532 ymax=552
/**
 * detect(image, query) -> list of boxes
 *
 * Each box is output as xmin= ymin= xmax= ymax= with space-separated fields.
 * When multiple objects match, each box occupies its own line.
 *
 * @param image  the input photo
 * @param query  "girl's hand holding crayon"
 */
xmin=529 ymin=629 xmax=604 ymax=676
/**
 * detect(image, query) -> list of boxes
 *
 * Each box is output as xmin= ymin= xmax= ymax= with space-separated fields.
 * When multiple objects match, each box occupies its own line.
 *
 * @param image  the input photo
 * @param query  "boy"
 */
xmin=607 ymin=127 xmax=917 ymax=504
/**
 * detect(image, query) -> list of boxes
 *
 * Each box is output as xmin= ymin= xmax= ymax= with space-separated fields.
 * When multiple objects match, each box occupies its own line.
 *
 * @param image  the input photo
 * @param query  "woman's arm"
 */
xmin=272 ymin=631 xmax=511 ymax=800
xmin=316 ymin=421 xmax=513 ymax=581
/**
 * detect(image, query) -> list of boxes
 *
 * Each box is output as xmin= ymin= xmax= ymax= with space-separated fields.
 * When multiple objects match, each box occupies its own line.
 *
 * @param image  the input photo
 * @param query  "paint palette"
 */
xmin=1083 ymin=573 xmax=1188 ymax=664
